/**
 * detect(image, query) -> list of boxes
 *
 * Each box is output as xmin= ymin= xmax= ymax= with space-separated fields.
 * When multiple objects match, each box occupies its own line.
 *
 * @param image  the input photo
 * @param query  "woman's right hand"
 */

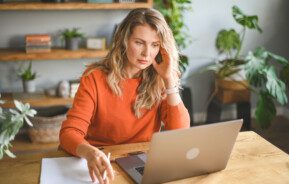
xmin=76 ymin=143 xmax=114 ymax=184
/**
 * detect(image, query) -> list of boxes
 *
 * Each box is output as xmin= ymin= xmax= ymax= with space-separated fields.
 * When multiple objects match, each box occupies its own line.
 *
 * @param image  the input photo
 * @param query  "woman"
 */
xmin=60 ymin=8 xmax=190 ymax=184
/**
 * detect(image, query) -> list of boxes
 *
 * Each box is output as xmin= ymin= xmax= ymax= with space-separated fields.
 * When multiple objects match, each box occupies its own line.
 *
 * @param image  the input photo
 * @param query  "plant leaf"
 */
xmin=232 ymin=5 xmax=262 ymax=33
xmin=0 ymin=148 xmax=3 ymax=159
xmin=9 ymin=109 xmax=19 ymax=116
xmin=4 ymin=148 xmax=16 ymax=158
xmin=245 ymin=50 xmax=266 ymax=86
xmin=264 ymin=66 xmax=288 ymax=105
xmin=255 ymin=92 xmax=276 ymax=129
xmin=216 ymin=29 xmax=241 ymax=54
xmin=24 ymin=116 xmax=33 ymax=127
xmin=267 ymin=51 xmax=289 ymax=65
xmin=14 ymin=100 xmax=24 ymax=112
xmin=26 ymin=109 xmax=37 ymax=117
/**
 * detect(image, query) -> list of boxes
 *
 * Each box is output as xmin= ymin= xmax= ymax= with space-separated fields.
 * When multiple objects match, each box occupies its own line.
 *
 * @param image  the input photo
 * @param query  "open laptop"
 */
xmin=115 ymin=119 xmax=243 ymax=184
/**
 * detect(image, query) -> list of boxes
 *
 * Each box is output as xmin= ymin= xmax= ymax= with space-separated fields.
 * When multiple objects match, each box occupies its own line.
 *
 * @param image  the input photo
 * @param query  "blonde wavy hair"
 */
xmin=87 ymin=8 xmax=180 ymax=118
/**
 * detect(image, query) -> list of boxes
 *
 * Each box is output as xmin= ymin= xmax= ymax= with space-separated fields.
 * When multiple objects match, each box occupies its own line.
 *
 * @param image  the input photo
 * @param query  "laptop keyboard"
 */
xmin=135 ymin=166 xmax=145 ymax=175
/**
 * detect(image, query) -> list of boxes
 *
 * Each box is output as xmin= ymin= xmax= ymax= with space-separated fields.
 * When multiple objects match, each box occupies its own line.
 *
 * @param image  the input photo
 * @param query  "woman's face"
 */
xmin=125 ymin=23 xmax=161 ymax=77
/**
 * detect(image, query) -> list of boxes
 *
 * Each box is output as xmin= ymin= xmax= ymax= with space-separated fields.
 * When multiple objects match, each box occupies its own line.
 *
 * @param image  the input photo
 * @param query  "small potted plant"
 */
xmin=18 ymin=61 xmax=37 ymax=93
xmin=0 ymin=94 xmax=37 ymax=159
xmin=61 ymin=28 xmax=84 ymax=50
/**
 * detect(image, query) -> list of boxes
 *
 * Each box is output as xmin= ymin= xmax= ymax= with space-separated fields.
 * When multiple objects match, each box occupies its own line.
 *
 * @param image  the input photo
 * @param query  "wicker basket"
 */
xmin=28 ymin=106 xmax=68 ymax=143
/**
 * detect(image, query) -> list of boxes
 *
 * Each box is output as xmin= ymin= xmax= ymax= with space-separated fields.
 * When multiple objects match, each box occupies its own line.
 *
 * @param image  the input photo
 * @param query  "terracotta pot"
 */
xmin=216 ymin=78 xmax=248 ymax=91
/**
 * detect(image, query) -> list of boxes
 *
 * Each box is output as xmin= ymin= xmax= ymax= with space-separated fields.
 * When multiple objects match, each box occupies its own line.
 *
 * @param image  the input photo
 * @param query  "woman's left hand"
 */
xmin=152 ymin=48 xmax=179 ymax=88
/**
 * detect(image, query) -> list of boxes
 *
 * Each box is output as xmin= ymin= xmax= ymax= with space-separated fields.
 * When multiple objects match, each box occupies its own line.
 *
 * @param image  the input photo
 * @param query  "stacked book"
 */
xmin=25 ymin=34 xmax=51 ymax=53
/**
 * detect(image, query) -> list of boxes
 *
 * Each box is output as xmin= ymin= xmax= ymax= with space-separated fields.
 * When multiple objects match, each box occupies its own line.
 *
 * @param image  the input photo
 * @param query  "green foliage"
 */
xmin=18 ymin=61 xmax=37 ymax=81
xmin=61 ymin=28 xmax=84 ymax=39
xmin=255 ymin=92 xmax=276 ymax=129
xmin=232 ymin=6 xmax=262 ymax=32
xmin=216 ymin=29 xmax=241 ymax=58
xmin=217 ymin=59 xmax=245 ymax=79
xmin=0 ymin=94 xmax=37 ymax=159
xmin=245 ymin=47 xmax=289 ymax=128
xmin=154 ymin=0 xmax=192 ymax=73
xmin=216 ymin=5 xmax=262 ymax=62
xmin=280 ymin=65 xmax=289 ymax=86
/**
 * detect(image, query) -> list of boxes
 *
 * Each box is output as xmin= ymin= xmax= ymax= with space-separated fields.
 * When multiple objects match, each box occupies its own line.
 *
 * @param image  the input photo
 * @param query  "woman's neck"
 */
xmin=124 ymin=67 xmax=141 ymax=79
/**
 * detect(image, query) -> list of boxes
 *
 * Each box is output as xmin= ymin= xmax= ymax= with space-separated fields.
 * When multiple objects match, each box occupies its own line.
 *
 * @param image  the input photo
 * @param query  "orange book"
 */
xmin=25 ymin=34 xmax=51 ymax=42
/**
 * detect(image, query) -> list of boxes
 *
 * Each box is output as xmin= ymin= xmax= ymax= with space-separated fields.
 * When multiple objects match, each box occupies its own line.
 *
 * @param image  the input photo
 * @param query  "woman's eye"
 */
xmin=152 ymin=44 xmax=160 ymax=48
xmin=136 ymin=41 xmax=143 ymax=45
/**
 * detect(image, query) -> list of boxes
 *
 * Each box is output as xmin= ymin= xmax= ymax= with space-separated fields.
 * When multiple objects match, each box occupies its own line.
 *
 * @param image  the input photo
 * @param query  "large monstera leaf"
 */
xmin=232 ymin=5 xmax=262 ymax=33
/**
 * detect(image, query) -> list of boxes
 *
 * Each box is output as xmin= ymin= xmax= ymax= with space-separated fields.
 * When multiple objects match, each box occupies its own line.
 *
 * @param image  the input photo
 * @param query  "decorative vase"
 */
xmin=23 ymin=80 xmax=36 ymax=93
xmin=65 ymin=37 xmax=81 ymax=50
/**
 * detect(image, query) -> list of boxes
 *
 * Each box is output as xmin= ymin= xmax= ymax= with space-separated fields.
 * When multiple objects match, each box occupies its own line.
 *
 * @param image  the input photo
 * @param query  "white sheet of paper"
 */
xmin=41 ymin=157 xmax=99 ymax=184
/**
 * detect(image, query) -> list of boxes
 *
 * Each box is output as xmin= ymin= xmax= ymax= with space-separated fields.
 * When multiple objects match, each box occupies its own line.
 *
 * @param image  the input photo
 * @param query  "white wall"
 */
xmin=0 ymin=0 xmax=289 ymax=122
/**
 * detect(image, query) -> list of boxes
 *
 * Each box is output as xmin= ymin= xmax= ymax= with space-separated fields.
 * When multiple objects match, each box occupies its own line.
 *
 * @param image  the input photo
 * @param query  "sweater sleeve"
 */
xmin=59 ymin=73 xmax=97 ymax=156
xmin=160 ymin=99 xmax=190 ymax=130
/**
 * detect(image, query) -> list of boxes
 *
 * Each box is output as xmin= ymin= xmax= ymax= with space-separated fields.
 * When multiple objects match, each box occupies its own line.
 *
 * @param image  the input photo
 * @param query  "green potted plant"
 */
xmin=205 ymin=5 xmax=289 ymax=128
xmin=18 ymin=61 xmax=37 ymax=93
xmin=61 ymin=28 xmax=84 ymax=50
xmin=0 ymin=94 xmax=36 ymax=159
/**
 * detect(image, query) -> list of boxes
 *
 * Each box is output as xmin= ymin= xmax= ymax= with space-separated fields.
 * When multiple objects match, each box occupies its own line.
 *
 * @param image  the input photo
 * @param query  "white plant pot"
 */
xmin=23 ymin=80 xmax=36 ymax=93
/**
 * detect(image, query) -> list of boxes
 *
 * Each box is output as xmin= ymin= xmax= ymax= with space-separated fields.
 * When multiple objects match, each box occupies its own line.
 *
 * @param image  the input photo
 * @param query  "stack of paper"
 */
xmin=41 ymin=157 xmax=99 ymax=184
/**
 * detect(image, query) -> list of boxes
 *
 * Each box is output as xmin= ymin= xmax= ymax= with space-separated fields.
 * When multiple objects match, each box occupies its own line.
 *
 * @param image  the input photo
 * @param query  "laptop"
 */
xmin=115 ymin=119 xmax=243 ymax=184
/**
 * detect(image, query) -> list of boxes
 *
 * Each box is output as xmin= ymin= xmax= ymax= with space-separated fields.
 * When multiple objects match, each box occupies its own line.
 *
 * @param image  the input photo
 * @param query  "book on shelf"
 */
xmin=26 ymin=41 xmax=52 ymax=46
xmin=25 ymin=34 xmax=51 ymax=42
xmin=26 ymin=48 xmax=51 ymax=53
xmin=26 ymin=45 xmax=51 ymax=49
xmin=25 ymin=34 xmax=52 ymax=53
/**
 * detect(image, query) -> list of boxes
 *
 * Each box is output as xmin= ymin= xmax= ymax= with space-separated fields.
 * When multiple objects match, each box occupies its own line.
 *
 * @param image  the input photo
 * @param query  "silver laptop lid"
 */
xmin=141 ymin=119 xmax=243 ymax=184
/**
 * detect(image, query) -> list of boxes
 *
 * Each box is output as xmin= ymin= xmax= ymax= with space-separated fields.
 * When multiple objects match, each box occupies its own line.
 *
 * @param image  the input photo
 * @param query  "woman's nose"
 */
xmin=141 ymin=46 xmax=149 ymax=57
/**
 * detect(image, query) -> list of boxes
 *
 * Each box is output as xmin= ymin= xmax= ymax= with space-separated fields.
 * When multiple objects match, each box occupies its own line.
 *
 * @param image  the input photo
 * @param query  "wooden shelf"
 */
xmin=0 ymin=48 xmax=108 ymax=61
xmin=0 ymin=93 xmax=73 ymax=108
xmin=0 ymin=1 xmax=153 ymax=10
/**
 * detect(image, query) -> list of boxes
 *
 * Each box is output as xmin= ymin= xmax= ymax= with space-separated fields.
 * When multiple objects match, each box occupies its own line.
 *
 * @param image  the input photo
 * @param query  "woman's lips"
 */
xmin=138 ymin=59 xmax=148 ymax=64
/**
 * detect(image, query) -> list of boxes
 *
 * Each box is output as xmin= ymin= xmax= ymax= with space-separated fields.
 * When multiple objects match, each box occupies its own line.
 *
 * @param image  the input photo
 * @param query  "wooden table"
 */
xmin=0 ymin=131 xmax=288 ymax=184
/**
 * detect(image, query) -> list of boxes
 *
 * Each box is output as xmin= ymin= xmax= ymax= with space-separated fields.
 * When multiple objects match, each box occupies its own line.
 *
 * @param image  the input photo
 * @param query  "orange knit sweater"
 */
xmin=59 ymin=69 xmax=190 ymax=156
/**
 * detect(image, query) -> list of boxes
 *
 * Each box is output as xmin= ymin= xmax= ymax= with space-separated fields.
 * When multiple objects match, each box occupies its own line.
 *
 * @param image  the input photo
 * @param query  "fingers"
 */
xmin=86 ymin=151 xmax=114 ymax=184
xmin=88 ymin=165 xmax=103 ymax=184
xmin=101 ymin=154 xmax=115 ymax=181
xmin=95 ymin=157 xmax=105 ymax=184
xmin=159 ymin=48 xmax=170 ymax=64
xmin=88 ymin=159 xmax=104 ymax=184
xmin=104 ymin=176 xmax=111 ymax=184
xmin=88 ymin=168 xmax=96 ymax=183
